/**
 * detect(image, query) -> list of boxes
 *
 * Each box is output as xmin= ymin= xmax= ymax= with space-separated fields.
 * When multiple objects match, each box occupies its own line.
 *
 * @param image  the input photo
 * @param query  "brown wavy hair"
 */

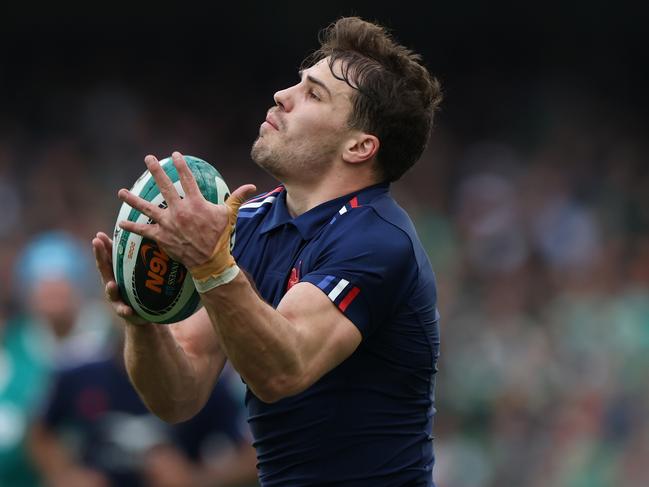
xmin=302 ymin=17 xmax=443 ymax=182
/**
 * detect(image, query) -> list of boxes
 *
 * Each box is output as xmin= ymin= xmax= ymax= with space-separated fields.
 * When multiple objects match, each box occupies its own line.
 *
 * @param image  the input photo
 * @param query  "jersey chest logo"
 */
xmin=286 ymin=262 xmax=301 ymax=292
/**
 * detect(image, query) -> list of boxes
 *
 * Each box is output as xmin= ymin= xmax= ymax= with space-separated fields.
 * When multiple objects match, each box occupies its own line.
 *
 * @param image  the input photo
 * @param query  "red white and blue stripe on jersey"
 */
xmin=238 ymin=186 xmax=284 ymax=219
xmin=315 ymin=274 xmax=361 ymax=312
xmin=329 ymin=196 xmax=360 ymax=225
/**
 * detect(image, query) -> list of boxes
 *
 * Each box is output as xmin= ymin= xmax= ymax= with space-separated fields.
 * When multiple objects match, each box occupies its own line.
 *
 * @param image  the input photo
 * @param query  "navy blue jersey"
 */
xmin=42 ymin=357 xmax=248 ymax=487
xmin=233 ymin=183 xmax=440 ymax=486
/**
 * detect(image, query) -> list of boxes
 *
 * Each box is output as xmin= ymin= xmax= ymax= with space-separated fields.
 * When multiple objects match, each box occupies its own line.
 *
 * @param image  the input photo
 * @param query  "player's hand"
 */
xmin=116 ymin=151 xmax=256 ymax=269
xmin=92 ymin=231 xmax=149 ymax=326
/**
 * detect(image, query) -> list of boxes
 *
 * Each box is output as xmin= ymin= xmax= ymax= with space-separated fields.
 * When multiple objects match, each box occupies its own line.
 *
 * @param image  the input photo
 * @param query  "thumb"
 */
xmin=226 ymin=184 xmax=258 ymax=214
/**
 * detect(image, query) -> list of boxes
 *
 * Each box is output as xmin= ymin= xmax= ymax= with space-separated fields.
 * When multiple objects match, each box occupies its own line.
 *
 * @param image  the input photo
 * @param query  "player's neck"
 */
xmin=284 ymin=170 xmax=378 ymax=217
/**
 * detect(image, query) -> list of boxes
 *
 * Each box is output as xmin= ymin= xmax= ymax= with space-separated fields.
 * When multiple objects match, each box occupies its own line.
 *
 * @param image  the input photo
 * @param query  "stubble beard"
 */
xmin=250 ymin=133 xmax=338 ymax=184
xmin=250 ymin=135 xmax=289 ymax=180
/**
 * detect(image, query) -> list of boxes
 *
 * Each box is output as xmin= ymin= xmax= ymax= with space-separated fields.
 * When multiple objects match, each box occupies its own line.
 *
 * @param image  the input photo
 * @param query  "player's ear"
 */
xmin=341 ymin=133 xmax=379 ymax=164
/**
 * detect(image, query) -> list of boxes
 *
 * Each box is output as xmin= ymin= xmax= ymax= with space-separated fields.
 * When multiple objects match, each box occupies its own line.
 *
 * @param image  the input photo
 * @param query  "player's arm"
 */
xmin=200 ymin=274 xmax=361 ymax=403
xmin=115 ymin=152 xmax=361 ymax=403
xmin=123 ymin=307 xmax=225 ymax=422
xmin=93 ymin=232 xmax=225 ymax=423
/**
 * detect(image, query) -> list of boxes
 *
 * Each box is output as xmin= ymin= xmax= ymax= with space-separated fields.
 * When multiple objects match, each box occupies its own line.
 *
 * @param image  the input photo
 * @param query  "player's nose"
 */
xmin=273 ymin=86 xmax=293 ymax=112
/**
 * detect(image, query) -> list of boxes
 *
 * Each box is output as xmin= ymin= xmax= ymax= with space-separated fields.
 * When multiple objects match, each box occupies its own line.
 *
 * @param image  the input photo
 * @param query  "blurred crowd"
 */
xmin=403 ymin=104 xmax=649 ymax=486
xmin=0 ymin=85 xmax=265 ymax=487
xmin=1 ymin=72 xmax=648 ymax=487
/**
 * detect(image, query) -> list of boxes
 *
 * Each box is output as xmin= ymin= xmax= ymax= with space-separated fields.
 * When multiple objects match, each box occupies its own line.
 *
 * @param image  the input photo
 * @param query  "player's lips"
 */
xmin=265 ymin=118 xmax=279 ymax=130
xmin=264 ymin=112 xmax=280 ymax=131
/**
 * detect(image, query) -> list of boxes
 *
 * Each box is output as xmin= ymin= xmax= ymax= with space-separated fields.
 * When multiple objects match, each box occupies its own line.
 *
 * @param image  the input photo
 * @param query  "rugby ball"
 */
xmin=112 ymin=155 xmax=232 ymax=324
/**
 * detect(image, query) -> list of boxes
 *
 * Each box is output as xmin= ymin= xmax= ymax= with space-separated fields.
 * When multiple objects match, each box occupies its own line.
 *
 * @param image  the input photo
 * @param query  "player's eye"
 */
xmin=308 ymin=90 xmax=321 ymax=101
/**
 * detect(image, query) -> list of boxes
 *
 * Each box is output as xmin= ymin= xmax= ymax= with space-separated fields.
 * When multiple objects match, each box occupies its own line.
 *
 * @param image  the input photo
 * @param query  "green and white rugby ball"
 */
xmin=112 ymin=155 xmax=232 ymax=324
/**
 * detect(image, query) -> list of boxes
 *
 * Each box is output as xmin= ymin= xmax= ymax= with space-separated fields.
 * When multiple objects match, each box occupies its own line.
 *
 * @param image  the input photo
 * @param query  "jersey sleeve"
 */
xmin=300 ymin=209 xmax=415 ymax=338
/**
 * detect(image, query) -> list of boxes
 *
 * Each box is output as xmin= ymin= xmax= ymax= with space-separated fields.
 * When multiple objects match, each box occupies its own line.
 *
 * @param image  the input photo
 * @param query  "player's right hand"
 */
xmin=92 ymin=231 xmax=149 ymax=326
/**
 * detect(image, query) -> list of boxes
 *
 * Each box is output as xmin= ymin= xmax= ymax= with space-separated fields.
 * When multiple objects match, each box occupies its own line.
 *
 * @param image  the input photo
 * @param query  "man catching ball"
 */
xmin=93 ymin=16 xmax=443 ymax=486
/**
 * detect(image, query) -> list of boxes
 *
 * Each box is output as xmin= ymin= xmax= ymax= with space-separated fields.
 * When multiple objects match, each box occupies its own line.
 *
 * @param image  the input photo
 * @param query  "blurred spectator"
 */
xmin=29 ymin=327 xmax=258 ymax=487
xmin=13 ymin=231 xmax=113 ymax=368
xmin=142 ymin=365 xmax=259 ymax=487
xmin=455 ymin=168 xmax=529 ymax=275
xmin=13 ymin=233 xmax=257 ymax=486
xmin=0 ymin=313 xmax=51 ymax=487
xmin=1 ymin=231 xmax=113 ymax=486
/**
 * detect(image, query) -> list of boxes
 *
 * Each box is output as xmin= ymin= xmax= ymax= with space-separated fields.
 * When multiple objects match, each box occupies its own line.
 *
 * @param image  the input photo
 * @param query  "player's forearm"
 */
xmin=123 ymin=323 xmax=206 ymax=422
xmin=200 ymin=272 xmax=304 ymax=403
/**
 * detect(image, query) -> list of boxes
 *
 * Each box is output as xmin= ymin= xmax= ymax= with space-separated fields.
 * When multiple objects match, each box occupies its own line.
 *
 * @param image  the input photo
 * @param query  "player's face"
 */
xmin=28 ymin=279 xmax=80 ymax=336
xmin=251 ymin=58 xmax=356 ymax=184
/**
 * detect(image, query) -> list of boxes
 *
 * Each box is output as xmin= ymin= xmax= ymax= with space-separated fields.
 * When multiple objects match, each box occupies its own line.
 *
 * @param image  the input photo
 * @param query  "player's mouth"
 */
xmin=264 ymin=112 xmax=281 ymax=131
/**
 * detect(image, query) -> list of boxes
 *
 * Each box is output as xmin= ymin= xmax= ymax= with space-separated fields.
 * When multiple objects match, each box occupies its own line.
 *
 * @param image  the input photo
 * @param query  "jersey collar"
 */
xmin=259 ymin=183 xmax=390 ymax=240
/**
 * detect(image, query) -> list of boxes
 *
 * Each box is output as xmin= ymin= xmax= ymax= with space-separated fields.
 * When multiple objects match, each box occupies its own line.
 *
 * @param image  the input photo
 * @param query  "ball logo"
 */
xmin=137 ymin=241 xmax=186 ymax=298
xmin=140 ymin=243 xmax=169 ymax=293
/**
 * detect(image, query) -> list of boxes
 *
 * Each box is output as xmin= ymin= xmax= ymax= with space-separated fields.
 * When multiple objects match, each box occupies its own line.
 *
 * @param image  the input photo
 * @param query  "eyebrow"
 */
xmin=299 ymin=70 xmax=332 ymax=99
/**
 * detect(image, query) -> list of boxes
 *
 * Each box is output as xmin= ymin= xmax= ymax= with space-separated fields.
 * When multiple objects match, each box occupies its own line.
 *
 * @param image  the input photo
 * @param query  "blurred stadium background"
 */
xmin=1 ymin=2 xmax=647 ymax=486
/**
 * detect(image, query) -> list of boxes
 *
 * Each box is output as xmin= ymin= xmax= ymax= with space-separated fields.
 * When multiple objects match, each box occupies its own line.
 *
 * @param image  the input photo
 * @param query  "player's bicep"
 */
xmin=277 ymin=281 xmax=362 ymax=393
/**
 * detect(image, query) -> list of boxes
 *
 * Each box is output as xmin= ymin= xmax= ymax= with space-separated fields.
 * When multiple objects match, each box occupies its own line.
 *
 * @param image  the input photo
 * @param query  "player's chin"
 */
xmin=251 ymin=140 xmax=270 ymax=163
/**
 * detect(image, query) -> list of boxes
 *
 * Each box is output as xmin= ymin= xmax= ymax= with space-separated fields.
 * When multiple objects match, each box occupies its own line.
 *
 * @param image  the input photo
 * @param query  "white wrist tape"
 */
xmin=192 ymin=265 xmax=240 ymax=294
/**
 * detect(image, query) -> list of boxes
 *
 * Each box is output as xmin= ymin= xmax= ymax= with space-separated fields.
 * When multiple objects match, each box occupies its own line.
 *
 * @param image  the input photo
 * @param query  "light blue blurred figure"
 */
xmin=0 ymin=231 xmax=113 ymax=486
xmin=13 ymin=231 xmax=114 ymax=368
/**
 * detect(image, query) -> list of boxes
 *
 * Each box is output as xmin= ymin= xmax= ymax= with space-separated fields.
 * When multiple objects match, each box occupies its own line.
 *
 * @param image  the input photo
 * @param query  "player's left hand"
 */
xmin=117 ymin=151 xmax=256 ymax=269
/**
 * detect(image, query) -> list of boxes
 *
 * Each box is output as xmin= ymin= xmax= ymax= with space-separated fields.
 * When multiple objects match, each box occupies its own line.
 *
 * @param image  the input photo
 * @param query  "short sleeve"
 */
xmin=300 ymin=209 xmax=415 ymax=338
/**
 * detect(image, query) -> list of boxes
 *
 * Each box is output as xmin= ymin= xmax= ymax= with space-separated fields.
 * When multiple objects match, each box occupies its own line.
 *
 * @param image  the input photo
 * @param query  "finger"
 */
xmin=106 ymin=282 xmax=149 ymax=325
xmin=118 ymin=188 xmax=164 ymax=221
xmin=116 ymin=303 xmax=132 ymax=317
xmin=118 ymin=220 xmax=157 ymax=240
xmin=226 ymin=184 xmax=258 ymax=213
xmin=92 ymin=237 xmax=115 ymax=284
xmin=172 ymin=151 xmax=201 ymax=199
xmin=96 ymin=231 xmax=113 ymax=248
xmin=116 ymin=303 xmax=149 ymax=325
xmin=115 ymin=301 xmax=137 ymax=319
xmin=93 ymin=233 xmax=113 ymax=266
xmin=145 ymin=154 xmax=180 ymax=205
xmin=96 ymin=232 xmax=114 ymax=257
xmin=105 ymin=280 xmax=121 ymax=302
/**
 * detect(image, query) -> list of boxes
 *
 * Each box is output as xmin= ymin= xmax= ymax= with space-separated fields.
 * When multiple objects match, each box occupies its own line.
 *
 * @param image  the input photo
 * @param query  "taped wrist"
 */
xmin=192 ymin=265 xmax=240 ymax=293
xmin=189 ymin=233 xmax=235 ymax=281
xmin=189 ymin=192 xmax=244 ymax=290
